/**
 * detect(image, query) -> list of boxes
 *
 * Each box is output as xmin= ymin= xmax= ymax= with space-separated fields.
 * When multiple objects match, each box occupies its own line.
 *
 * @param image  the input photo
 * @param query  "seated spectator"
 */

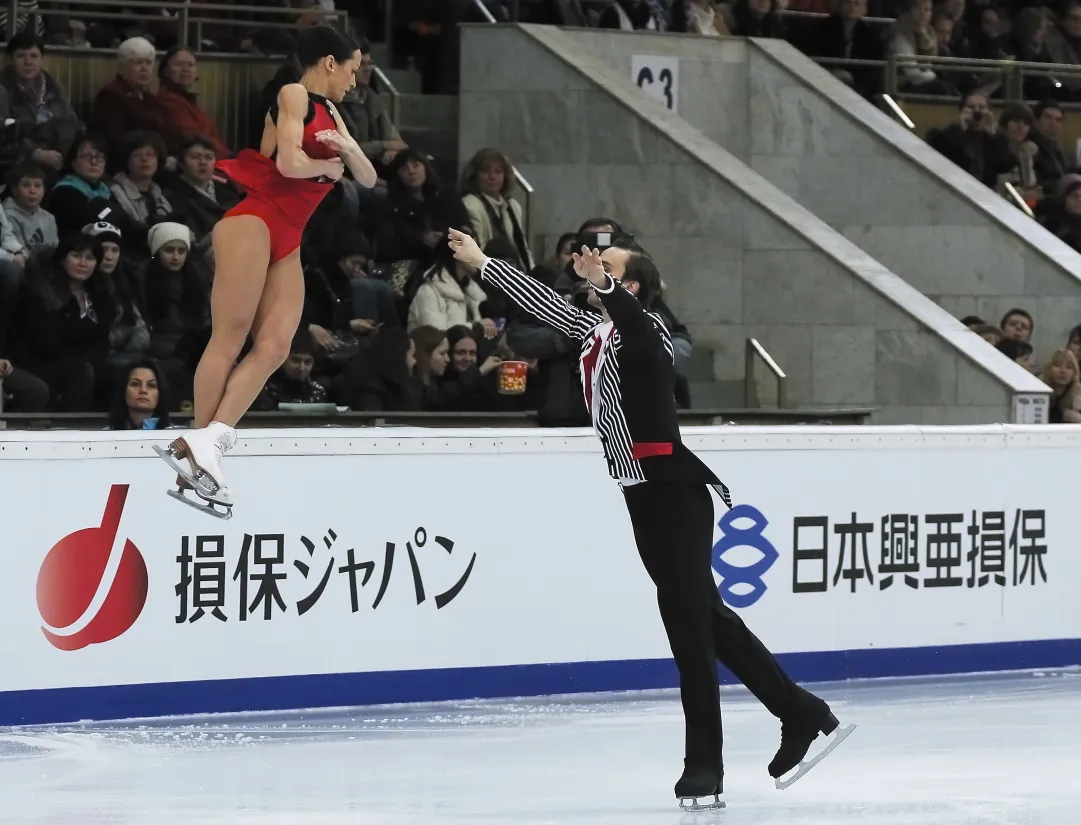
xmin=723 ymin=0 xmax=785 ymax=37
xmin=996 ymin=336 xmax=1036 ymax=372
xmin=1041 ymin=348 xmax=1081 ymax=422
xmin=1045 ymin=0 xmax=1081 ymax=99
xmin=90 ymin=37 xmax=171 ymax=156
xmin=1030 ymin=101 xmax=1068 ymax=192
xmin=530 ymin=232 xmax=576 ymax=289
xmin=1000 ymin=307 xmax=1033 ymax=341
xmin=460 ymin=147 xmax=534 ymax=272
xmin=1011 ymin=8 xmax=1059 ymax=100
xmin=997 ymin=105 xmax=1040 ymax=196
xmin=407 ymin=241 xmax=497 ymax=337
xmin=1 ymin=32 xmax=80 ymax=181
xmin=1067 ymin=322 xmax=1081 ymax=363
xmin=597 ymin=0 xmax=665 ymax=30
xmin=253 ymin=332 xmax=328 ymax=410
xmin=305 ymin=232 xmax=397 ymax=364
xmin=342 ymin=326 xmax=421 ymax=412
xmin=4 ymin=162 xmax=58 ymax=259
xmin=1036 ymin=173 xmax=1081 ymax=247
xmin=47 ymin=133 xmax=119 ymax=234
xmin=926 ymin=91 xmax=1015 ymax=189
xmin=667 ymin=0 xmax=730 ymax=36
xmin=11 ymin=231 xmax=111 ymax=410
xmin=803 ymin=0 xmax=884 ymax=97
xmin=436 ymin=324 xmax=504 ymax=411
xmin=155 ymin=46 xmax=229 ymax=159
xmin=410 ymin=324 xmax=459 ymax=410
xmin=337 ymin=39 xmax=408 ymax=182
xmin=110 ymin=131 xmax=178 ymax=254
xmin=105 ymin=358 xmax=172 ymax=430
xmin=142 ymin=222 xmax=210 ymax=366
xmin=164 ymin=135 xmax=241 ymax=242
xmin=374 ymin=149 xmax=470 ymax=301
xmin=967 ymin=3 xmax=1011 ymax=63
xmin=888 ymin=0 xmax=955 ymax=95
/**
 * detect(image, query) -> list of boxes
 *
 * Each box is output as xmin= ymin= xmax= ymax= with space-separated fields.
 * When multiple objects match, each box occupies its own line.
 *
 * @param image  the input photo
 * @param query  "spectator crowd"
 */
xmin=0 ymin=20 xmax=695 ymax=432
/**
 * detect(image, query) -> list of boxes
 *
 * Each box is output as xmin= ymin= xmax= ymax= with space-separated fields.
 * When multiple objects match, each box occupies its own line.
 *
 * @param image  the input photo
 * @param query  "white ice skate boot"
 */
xmin=154 ymin=422 xmax=236 ymax=518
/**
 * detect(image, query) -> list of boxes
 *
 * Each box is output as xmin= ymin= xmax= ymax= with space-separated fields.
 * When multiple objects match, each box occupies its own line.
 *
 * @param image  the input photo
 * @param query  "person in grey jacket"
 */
xmin=3 ymin=161 xmax=58 ymax=259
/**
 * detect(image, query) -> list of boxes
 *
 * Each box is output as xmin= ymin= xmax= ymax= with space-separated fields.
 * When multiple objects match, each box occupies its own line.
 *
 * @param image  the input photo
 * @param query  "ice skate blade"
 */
xmin=678 ymin=794 xmax=725 ymax=812
xmin=152 ymin=443 xmax=190 ymax=477
xmin=775 ymin=723 xmax=856 ymax=790
xmin=167 ymin=488 xmax=233 ymax=520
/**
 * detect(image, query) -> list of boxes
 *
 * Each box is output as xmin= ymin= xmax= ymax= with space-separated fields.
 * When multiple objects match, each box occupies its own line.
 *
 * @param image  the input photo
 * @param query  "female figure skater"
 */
xmin=154 ymin=26 xmax=377 ymax=517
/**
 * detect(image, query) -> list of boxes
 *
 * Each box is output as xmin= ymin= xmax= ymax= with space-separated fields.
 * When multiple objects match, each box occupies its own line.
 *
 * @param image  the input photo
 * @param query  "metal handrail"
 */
xmin=1003 ymin=182 xmax=1036 ymax=218
xmin=471 ymin=0 xmax=500 ymax=24
xmin=881 ymin=93 xmax=914 ymax=129
xmin=745 ymin=338 xmax=787 ymax=409
xmin=372 ymin=65 xmax=401 ymax=129
xmin=7 ymin=0 xmax=349 ymax=50
xmin=779 ymin=8 xmax=895 ymax=24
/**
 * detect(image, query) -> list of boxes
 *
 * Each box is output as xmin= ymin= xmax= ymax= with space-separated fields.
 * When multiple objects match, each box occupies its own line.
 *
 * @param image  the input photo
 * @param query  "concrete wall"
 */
xmin=458 ymin=24 xmax=1050 ymax=424
xmin=551 ymin=29 xmax=1081 ymax=357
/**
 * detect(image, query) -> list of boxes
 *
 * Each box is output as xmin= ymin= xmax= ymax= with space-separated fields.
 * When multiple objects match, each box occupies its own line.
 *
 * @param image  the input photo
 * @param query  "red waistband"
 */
xmin=632 ymin=442 xmax=673 ymax=460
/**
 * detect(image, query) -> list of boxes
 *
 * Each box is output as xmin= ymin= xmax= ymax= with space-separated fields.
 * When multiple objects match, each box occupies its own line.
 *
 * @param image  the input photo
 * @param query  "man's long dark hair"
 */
xmin=612 ymin=238 xmax=661 ymax=309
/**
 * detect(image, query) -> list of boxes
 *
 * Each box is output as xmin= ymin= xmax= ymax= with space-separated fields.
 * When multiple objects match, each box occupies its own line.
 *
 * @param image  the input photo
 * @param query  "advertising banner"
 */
xmin=1 ymin=426 xmax=1077 ymax=724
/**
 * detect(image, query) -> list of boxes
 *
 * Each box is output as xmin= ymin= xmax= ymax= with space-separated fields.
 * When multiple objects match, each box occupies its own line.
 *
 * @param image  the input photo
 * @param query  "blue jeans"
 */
xmin=350 ymin=277 xmax=397 ymax=326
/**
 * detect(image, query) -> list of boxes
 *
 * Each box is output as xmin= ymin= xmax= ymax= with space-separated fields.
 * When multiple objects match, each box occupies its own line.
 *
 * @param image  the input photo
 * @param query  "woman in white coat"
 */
xmin=407 ymin=238 xmax=499 ymax=337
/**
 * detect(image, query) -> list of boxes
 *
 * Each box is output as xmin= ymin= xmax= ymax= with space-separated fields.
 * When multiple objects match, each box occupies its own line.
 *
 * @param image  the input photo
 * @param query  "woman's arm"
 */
xmin=275 ymin=84 xmax=345 ymax=181
xmin=318 ymin=104 xmax=379 ymax=188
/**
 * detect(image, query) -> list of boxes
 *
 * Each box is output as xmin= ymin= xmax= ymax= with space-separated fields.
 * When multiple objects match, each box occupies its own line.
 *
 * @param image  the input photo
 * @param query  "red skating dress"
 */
xmin=216 ymin=91 xmax=339 ymax=264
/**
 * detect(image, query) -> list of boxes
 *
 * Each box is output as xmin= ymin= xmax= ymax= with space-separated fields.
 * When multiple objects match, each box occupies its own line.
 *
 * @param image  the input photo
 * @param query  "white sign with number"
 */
xmin=631 ymin=54 xmax=679 ymax=113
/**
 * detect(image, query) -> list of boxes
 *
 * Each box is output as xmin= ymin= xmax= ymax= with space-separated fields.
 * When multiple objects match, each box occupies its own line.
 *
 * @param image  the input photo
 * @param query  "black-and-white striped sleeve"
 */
xmin=479 ymin=257 xmax=598 ymax=340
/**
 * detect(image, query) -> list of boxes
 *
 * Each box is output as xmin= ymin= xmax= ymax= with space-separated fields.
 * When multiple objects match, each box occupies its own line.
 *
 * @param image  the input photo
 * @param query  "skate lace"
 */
xmin=214 ymin=431 xmax=235 ymax=458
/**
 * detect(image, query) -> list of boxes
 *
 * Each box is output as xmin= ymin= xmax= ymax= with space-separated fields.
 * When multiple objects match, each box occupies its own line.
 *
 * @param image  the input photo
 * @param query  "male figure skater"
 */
xmin=447 ymin=228 xmax=853 ymax=810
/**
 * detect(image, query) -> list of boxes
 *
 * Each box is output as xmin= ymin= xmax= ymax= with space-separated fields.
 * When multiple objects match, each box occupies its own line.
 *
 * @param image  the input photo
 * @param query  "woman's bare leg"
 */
xmin=193 ymin=216 xmax=271 ymax=429
xmin=209 ymin=247 xmax=305 ymax=427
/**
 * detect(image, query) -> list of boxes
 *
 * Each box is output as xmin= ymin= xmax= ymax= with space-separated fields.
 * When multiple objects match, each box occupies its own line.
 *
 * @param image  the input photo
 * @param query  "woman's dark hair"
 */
xmin=410 ymin=325 xmax=447 ymax=385
xmin=296 ymin=25 xmax=360 ymax=69
xmin=117 ymin=130 xmax=167 ymax=170
xmin=106 ymin=358 xmax=172 ymax=430
xmin=999 ymin=103 xmax=1034 ymax=130
xmin=612 ymin=238 xmax=662 ymax=309
xmin=426 ymin=225 xmax=473 ymax=279
xmin=386 ymin=148 xmax=440 ymax=199
xmin=64 ymin=132 xmax=107 ymax=175
xmin=159 ymin=44 xmax=195 ymax=78
xmin=555 ymin=232 xmax=577 ymax=256
xmin=365 ymin=327 xmax=414 ymax=386
xmin=445 ymin=324 xmax=476 ymax=369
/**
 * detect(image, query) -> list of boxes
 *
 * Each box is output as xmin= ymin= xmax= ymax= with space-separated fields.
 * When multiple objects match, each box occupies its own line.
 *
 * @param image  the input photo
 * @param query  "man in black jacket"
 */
xmin=447 ymin=229 xmax=853 ymax=810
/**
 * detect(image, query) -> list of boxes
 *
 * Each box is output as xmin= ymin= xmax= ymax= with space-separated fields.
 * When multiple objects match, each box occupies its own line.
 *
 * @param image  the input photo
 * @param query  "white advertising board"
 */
xmin=0 ymin=425 xmax=1077 ymax=725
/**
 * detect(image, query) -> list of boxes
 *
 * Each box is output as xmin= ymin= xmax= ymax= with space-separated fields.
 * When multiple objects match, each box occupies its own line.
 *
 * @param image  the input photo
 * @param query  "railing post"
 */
xmin=744 ymin=339 xmax=754 ymax=408
xmin=177 ymin=0 xmax=190 ymax=47
xmin=885 ymin=53 xmax=897 ymax=99
xmin=7 ymin=0 xmax=17 ymax=34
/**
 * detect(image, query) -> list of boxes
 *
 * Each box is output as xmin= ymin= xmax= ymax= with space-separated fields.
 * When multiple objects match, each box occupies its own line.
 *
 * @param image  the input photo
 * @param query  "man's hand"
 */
xmin=0 ymin=359 xmax=12 ymax=377
xmin=448 ymin=228 xmax=486 ymax=269
xmin=571 ymin=245 xmax=607 ymax=288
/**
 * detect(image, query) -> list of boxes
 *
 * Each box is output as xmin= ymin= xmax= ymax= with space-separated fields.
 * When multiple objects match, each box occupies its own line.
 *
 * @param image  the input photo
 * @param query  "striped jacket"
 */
xmin=479 ymin=256 xmax=732 ymax=506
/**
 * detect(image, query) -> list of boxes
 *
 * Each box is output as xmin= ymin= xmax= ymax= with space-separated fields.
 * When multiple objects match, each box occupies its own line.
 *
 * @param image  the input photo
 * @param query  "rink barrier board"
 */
xmin=2 ymin=424 xmax=1081 ymax=726
xmin=4 ymin=638 xmax=1081 ymax=727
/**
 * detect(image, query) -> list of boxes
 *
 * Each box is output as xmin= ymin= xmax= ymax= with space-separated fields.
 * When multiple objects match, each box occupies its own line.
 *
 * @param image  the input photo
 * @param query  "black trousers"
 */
xmin=623 ymin=481 xmax=806 ymax=778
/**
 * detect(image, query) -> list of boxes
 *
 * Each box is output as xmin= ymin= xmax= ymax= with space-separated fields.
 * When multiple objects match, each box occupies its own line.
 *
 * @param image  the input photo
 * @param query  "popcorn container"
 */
xmin=498 ymin=361 xmax=529 ymax=395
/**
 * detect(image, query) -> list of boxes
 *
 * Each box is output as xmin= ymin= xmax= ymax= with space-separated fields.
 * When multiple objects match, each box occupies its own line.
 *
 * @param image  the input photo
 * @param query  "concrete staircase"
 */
xmin=369 ymin=43 xmax=765 ymax=413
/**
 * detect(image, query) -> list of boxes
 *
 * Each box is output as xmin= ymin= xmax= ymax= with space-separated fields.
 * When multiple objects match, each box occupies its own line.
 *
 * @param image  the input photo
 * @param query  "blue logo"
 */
xmin=711 ymin=504 xmax=778 ymax=608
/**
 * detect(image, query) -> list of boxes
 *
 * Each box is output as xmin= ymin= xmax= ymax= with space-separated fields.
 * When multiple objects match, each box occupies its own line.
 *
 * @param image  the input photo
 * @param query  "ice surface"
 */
xmin=1 ymin=671 xmax=1079 ymax=824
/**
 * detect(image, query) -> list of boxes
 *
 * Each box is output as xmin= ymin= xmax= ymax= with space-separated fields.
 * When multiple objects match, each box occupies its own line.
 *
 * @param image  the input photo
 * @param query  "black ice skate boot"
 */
xmin=674 ymin=764 xmax=724 ymax=812
xmin=769 ymin=697 xmax=856 ymax=790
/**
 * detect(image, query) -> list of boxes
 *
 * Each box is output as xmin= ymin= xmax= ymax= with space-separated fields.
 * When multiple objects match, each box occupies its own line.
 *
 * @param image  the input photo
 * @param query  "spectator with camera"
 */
xmin=926 ymin=90 xmax=1016 ymax=188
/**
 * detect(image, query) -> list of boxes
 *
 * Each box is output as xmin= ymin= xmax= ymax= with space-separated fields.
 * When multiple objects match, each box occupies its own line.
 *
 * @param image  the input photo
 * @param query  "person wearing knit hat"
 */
xmin=148 ymin=222 xmax=192 ymax=258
